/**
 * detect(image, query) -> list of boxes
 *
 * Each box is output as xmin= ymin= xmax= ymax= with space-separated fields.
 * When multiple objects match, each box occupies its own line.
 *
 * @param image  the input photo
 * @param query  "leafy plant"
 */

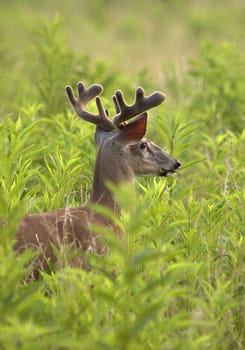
xmin=186 ymin=42 xmax=245 ymax=133
xmin=0 ymin=10 xmax=245 ymax=350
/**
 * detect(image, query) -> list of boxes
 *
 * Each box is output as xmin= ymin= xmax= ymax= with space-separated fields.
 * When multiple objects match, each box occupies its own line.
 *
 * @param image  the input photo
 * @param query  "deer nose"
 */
xmin=175 ymin=160 xmax=181 ymax=168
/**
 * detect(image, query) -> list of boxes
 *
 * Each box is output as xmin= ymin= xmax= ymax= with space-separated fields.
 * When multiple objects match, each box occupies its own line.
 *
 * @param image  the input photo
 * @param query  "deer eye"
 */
xmin=140 ymin=142 xmax=147 ymax=150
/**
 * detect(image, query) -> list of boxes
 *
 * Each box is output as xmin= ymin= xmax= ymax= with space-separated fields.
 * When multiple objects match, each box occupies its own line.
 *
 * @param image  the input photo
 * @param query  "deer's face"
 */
xmin=95 ymin=113 xmax=180 ymax=178
xmin=128 ymin=139 xmax=180 ymax=177
xmin=96 ymin=132 xmax=180 ymax=178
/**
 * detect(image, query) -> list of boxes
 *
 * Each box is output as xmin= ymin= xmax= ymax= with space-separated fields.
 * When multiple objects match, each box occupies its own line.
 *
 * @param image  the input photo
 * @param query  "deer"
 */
xmin=14 ymin=81 xmax=181 ymax=275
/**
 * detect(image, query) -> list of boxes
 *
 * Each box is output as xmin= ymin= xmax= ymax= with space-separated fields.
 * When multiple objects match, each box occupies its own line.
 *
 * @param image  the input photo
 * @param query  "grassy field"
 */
xmin=0 ymin=1 xmax=245 ymax=349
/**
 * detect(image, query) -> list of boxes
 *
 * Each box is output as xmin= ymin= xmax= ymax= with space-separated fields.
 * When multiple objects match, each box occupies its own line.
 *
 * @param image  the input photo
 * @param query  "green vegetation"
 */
xmin=0 ymin=1 xmax=245 ymax=349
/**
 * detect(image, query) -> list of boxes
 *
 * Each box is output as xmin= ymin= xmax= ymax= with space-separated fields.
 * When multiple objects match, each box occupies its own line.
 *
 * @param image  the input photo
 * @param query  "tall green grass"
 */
xmin=0 ymin=16 xmax=245 ymax=350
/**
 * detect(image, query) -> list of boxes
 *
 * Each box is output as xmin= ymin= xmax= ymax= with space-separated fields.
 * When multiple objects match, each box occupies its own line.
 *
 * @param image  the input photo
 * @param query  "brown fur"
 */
xmin=15 ymin=206 xmax=123 ymax=274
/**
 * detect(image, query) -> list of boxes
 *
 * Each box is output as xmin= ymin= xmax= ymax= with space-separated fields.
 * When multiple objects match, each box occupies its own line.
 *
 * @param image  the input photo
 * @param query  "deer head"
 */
xmin=66 ymin=82 xmax=180 ymax=207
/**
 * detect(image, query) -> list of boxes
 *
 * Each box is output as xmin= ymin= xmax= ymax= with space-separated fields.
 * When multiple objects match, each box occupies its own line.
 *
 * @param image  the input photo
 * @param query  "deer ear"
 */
xmin=118 ymin=113 xmax=147 ymax=144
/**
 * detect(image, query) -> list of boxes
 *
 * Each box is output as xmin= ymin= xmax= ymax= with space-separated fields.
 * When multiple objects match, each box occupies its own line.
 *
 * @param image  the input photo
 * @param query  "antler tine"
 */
xmin=112 ymin=87 xmax=166 ymax=127
xmin=66 ymin=82 xmax=115 ymax=131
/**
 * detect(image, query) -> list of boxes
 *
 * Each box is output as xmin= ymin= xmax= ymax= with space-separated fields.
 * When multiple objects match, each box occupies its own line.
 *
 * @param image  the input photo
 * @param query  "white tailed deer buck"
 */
xmin=15 ymin=82 xmax=180 ymax=274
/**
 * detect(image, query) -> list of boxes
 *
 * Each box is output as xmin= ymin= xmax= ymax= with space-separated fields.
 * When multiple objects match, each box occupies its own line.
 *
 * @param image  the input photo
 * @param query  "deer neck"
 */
xmin=90 ymin=147 xmax=134 ymax=215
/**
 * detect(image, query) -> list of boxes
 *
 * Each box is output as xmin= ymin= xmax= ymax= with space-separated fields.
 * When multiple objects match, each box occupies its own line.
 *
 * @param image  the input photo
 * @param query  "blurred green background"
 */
xmin=1 ymin=2 xmax=245 ymax=349
xmin=1 ymin=0 xmax=245 ymax=111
